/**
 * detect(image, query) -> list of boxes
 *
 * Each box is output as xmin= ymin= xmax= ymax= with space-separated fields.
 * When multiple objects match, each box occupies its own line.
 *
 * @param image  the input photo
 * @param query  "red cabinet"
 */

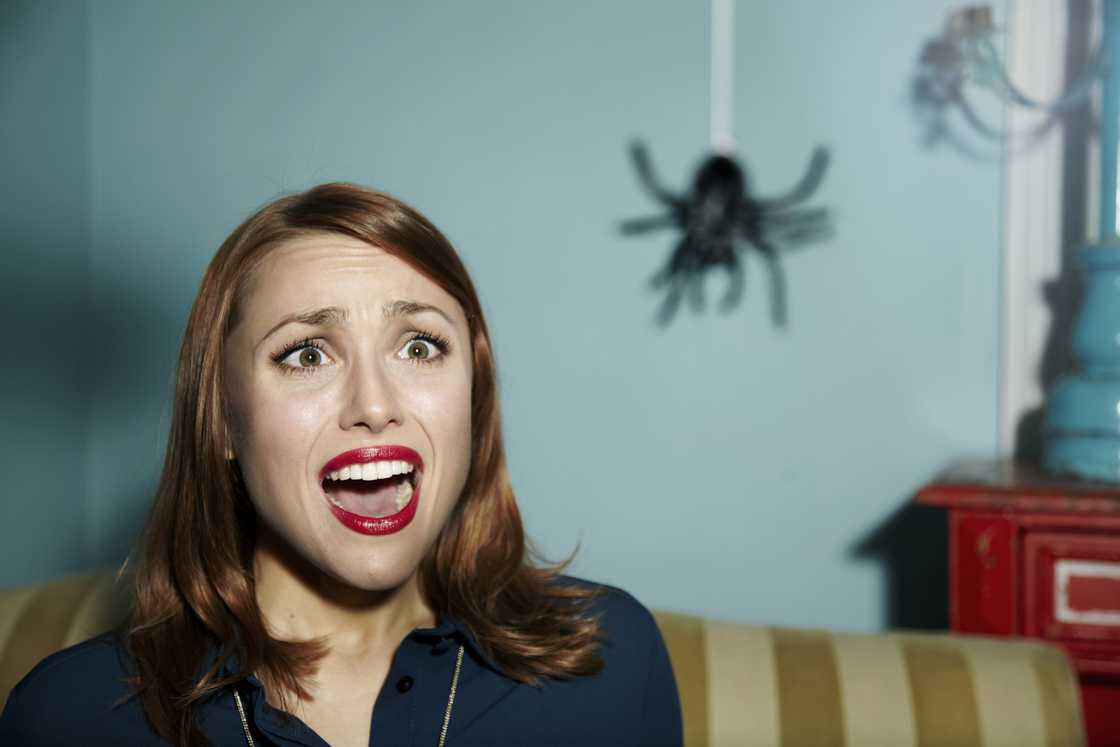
xmin=1024 ymin=533 xmax=1120 ymax=654
xmin=917 ymin=460 xmax=1120 ymax=746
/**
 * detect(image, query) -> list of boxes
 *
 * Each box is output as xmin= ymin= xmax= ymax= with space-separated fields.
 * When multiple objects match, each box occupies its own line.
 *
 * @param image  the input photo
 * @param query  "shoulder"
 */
xmin=4 ymin=630 xmax=135 ymax=701
xmin=543 ymin=576 xmax=683 ymax=744
xmin=558 ymin=575 xmax=664 ymax=652
xmin=553 ymin=575 xmax=673 ymax=687
xmin=0 ymin=631 xmax=145 ymax=744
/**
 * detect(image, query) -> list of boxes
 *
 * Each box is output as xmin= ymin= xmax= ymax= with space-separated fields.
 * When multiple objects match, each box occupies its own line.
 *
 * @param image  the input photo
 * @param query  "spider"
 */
xmin=622 ymin=141 xmax=831 ymax=327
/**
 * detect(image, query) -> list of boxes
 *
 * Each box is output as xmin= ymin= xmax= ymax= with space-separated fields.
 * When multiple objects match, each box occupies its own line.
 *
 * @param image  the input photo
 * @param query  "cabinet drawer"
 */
xmin=1024 ymin=532 xmax=1120 ymax=642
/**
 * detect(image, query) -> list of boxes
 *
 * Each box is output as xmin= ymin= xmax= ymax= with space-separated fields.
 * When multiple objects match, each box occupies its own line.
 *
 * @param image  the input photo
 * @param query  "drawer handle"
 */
xmin=1055 ymin=559 xmax=1120 ymax=625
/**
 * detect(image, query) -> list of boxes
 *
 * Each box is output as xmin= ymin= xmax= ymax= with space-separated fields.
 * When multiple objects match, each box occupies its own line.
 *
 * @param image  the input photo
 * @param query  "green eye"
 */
xmin=403 ymin=340 xmax=436 ymax=360
xmin=276 ymin=342 xmax=332 ymax=372
xmin=397 ymin=333 xmax=449 ymax=364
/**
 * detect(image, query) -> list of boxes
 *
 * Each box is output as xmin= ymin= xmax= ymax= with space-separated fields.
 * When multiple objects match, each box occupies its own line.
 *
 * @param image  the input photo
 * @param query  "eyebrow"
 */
xmin=256 ymin=300 xmax=454 ymax=350
xmin=257 ymin=306 xmax=349 ymax=350
xmin=382 ymin=299 xmax=454 ymax=325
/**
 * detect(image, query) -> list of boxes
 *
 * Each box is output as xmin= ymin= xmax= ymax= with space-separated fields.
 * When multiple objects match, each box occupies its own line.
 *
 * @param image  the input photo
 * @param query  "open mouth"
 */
xmin=322 ymin=460 xmax=419 ymax=519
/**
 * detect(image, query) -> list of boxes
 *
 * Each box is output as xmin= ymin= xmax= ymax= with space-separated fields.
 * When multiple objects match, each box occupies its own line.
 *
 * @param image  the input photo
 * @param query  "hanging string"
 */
xmin=710 ymin=0 xmax=735 ymax=154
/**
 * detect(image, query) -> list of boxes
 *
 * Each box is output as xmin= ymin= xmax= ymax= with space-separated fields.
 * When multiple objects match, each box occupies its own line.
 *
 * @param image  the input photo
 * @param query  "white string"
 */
xmin=710 ymin=0 xmax=735 ymax=153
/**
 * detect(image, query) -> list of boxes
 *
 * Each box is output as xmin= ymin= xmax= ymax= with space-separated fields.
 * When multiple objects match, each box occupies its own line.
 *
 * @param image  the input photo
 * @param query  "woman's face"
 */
xmin=224 ymin=232 xmax=473 ymax=592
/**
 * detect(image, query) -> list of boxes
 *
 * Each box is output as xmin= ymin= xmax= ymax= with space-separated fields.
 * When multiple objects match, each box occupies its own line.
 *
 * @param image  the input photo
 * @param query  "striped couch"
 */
xmin=0 ymin=572 xmax=1086 ymax=746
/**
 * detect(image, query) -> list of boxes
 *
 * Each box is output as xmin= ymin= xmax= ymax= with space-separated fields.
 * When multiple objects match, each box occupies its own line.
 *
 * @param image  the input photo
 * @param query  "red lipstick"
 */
xmin=320 ymin=446 xmax=422 ymax=536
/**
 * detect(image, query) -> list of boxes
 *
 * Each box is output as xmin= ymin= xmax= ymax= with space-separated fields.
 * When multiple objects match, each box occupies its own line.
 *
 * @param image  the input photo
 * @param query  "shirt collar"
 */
xmin=414 ymin=611 xmax=506 ymax=676
xmin=212 ymin=610 xmax=506 ymax=686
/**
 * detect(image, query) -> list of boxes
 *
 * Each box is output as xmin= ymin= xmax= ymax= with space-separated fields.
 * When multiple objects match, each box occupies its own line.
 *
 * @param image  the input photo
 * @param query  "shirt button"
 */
xmin=396 ymin=675 xmax=414 ymax=693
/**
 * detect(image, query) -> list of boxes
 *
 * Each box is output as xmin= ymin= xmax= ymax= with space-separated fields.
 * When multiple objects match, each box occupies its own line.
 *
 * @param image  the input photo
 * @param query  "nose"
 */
xmin=338 ymin=358 xmax=403 ymax=434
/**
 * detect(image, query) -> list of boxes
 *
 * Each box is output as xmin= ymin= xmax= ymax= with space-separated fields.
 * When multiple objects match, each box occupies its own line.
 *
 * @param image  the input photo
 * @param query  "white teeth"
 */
xmin=395 ymin=479 xmax=413 ymax=510
xmin=325 ymin=461 xmax=418 ymax=481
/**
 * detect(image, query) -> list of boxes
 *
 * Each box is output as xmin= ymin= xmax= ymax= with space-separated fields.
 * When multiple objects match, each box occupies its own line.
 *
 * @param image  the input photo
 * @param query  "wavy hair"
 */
xmin=125 ymin=183 xmax=603 ymax=745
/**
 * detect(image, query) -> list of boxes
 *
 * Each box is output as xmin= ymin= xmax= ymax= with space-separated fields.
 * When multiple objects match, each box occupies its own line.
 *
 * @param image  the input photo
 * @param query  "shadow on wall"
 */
xmin=0 ymin=230 xmax=174 ymax=582
xmin=83 ymin=251 xmax=189 ymax=568
xmin=0 ymin=243 xmax=92 ymax=585
xmin=851 ymin=499 xmax=949 ymax=630
xmin=1 ymin=0 xmax=93 ymax=586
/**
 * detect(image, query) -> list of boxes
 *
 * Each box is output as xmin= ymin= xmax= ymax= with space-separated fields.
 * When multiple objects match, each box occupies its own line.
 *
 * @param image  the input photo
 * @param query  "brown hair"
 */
xmin=125 ymin=183 xmax=603 ymax=745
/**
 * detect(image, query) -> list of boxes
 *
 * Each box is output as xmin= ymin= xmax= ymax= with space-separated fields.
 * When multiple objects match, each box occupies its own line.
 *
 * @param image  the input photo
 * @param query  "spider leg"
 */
xmin=655 ymin=275 xmax=686 ymax=326
xmin=756 ymin=147 xmax=830 ymax=211
xmin=764 ymin=206 xmax=833 ymax=247
xmin=649 ymin=263 xmax=673 ymax=289
xmin=676 ymin=240 xmax=712 ymax=314
xmin=764 ymin=206 xmax=829 ymax=226
xmin=650 ymin=237 xmax=694 ymax=289
xmin=775 ymin=222 xmax=833 ymax=247
xmin=756 ymin=241 xmax=789 ymax=328
xmin=686 ymin=267 xmax=706 ymax=313
xmin=620 ymin=213 xmax=677 ymax=235
xmin=719 ymin=256 xmax=745 ymax=313
xmin=630 ymin=140 xmax=687 ymax=210
xmin=650 ymin=239 xmax=694 ymax=324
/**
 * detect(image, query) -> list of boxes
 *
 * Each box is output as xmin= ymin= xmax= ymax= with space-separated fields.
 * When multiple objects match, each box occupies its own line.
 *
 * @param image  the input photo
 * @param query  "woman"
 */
xmin=0 ymin=183 xmax=682 ymax=746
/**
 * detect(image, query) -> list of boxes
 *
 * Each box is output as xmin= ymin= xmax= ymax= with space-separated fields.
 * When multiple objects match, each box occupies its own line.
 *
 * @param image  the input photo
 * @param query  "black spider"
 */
xmin=622 ymin=141 xmax=830 ymax=327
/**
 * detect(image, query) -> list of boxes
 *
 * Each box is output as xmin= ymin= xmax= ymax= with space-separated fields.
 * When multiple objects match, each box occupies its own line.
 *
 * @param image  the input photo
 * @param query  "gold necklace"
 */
xmin=233 ymin=645 xmax=465 ymax=747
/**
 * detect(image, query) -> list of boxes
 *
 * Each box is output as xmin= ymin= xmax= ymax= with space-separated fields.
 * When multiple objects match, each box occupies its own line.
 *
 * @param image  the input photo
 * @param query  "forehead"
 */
xmin=240 ymin=232 xmax=465 ymax=324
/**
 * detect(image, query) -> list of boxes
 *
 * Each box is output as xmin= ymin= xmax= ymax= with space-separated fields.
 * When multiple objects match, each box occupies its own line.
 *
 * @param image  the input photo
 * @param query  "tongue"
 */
xmin=327 ymin=480 xmax=403 ymax=519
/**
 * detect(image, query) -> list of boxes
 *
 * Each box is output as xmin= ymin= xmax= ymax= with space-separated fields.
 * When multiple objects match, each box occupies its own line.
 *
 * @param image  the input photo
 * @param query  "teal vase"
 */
xmin=1042 ymin=2 xmax=1120 ymax=481
xmin=1043 ymin=246 xmax=1120 ymax=481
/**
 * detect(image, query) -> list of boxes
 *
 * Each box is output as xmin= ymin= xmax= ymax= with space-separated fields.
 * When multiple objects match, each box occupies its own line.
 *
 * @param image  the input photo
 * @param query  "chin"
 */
xmin=316 ymin=542 xmax=427 ymax=594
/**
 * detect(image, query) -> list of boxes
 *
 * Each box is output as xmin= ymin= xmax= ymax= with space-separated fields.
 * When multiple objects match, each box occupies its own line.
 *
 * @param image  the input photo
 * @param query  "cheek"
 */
xmin=248 ymin=389 xmax=322 ymax=447
xmin=237 ymin=383 xmax=331 ymax=494
xmin=410 ymin=377 xmax=473 ymax=472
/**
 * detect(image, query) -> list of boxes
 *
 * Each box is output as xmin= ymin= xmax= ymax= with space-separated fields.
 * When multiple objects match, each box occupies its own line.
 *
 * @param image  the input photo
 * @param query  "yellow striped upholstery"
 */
xmin=655 ymin=614 xmax=1086 ymax=747
xmin=0 ymin=570 xmax=131 ymax=712
xmin=0 ymin=572 xmax=1088 ymax=746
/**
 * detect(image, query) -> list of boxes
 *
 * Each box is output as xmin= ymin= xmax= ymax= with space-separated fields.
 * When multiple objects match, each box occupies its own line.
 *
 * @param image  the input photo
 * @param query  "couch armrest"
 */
xmin=0 ymin=570 xmax=131 ymax=711
xmin=654 ymin=611 xmax=1086 ymax=747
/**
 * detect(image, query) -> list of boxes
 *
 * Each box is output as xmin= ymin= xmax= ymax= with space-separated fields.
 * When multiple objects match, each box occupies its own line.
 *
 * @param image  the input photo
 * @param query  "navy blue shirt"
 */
xmin=0 ymin=582 xmax=681 ymax=746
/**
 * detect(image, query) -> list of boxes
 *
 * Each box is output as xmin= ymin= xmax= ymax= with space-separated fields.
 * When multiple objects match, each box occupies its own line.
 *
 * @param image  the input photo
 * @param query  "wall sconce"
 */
xmin=912 ymin=5 xmax=1101 ymax=153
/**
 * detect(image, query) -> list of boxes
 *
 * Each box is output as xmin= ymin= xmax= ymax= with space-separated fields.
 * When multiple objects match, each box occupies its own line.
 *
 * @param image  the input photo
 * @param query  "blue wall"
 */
xmin=1 ymin=1 xmax=90 ymax=585
xmin=5 ymin=0 xmax=1004 ymax=631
